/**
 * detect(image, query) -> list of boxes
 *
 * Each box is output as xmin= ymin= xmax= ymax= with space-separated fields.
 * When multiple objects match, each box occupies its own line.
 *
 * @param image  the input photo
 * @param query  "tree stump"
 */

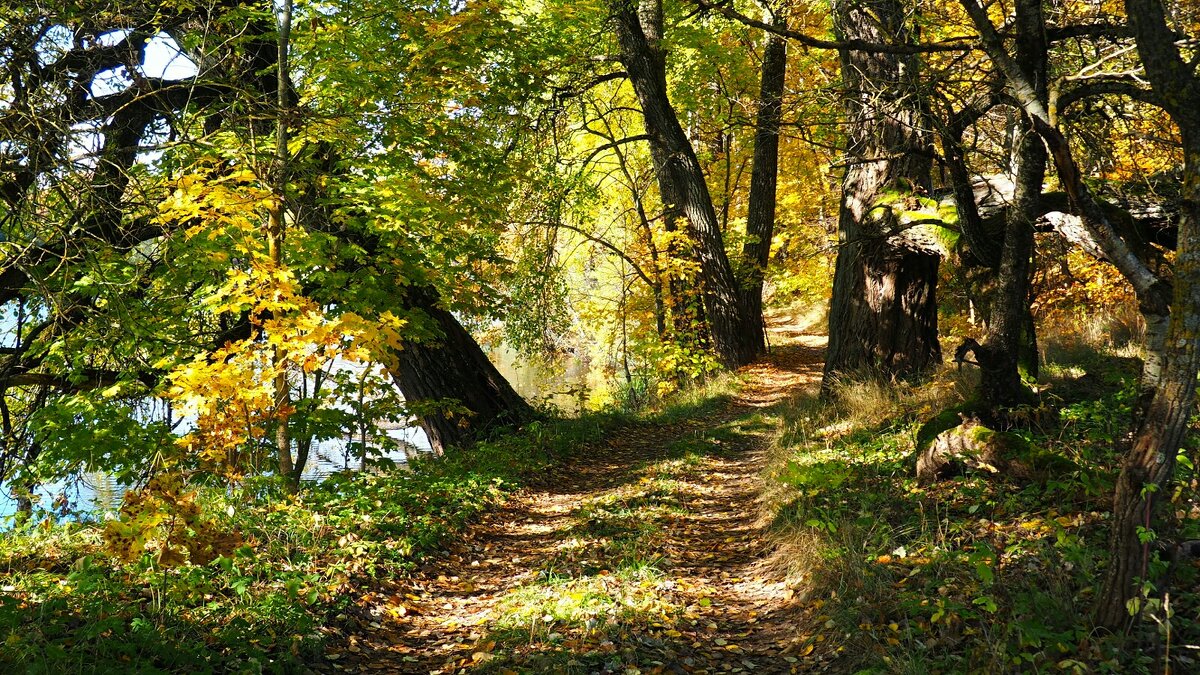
xmin=916 ymin=413 xmax=1055 ymax=484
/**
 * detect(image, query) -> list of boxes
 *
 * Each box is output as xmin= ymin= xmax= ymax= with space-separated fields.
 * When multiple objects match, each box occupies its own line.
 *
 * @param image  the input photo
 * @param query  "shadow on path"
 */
xmin=317 ymin=334 xmax=827 ymax=674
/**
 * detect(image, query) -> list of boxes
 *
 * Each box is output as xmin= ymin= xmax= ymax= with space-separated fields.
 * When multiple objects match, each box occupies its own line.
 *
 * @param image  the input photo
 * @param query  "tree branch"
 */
xmin=688 ymin=0 xmax=974 ymax=54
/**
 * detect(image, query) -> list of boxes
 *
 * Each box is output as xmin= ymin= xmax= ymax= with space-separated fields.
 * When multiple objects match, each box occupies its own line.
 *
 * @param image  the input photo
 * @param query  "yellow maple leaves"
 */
xmin=104 ymin=166 xmax=408 ymax=565
xmin=152 ymin=166 xmax=407 ymax=478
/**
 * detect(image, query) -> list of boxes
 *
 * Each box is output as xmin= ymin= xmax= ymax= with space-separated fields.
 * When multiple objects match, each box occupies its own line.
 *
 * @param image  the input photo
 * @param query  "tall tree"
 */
xmin=740 ymin=3 xmax=788 ymax=356
xmin=609 ymin=0 xmax=762 ymax=368
xmin=822 ymin=0 xmax=942 ymax=389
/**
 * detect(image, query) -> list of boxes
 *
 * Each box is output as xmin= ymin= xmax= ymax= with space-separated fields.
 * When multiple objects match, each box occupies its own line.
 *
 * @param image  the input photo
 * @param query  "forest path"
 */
xmin=325 ymin=330 xmax=826 ymax=674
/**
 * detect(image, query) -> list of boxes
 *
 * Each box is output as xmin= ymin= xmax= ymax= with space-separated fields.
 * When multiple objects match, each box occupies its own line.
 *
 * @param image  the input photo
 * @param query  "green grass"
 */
xmin=767 ymin=342 xmax=1200 ymax=674
xmin=0 ymin=374 xmax=750 ymax=675
xmin=0 ymin=414 xmax=617 ymax=674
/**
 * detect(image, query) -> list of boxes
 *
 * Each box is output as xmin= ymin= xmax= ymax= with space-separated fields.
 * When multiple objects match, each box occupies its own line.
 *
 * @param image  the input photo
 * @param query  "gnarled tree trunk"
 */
xmin=822 ymin=0 xmax=941 ymax=389
xmin=963 ymin=0 xmax=1046 ymax=410
xmin=960 ymin=0 xmax=1200 ymax=629
xmin=1094 ymin=0 xmax=1200 ymax=629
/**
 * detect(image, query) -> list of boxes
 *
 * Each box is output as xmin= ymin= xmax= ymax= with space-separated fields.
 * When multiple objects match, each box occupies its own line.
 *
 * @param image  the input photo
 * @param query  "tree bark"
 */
xmin=822 ymin=0 xmax=941 ymax=389
xmin=740 ymin=6 xmax=788 ymax=356
xmin=1096 ymin=148 xmax=1200 ymax=625
xmin=975 ymin=124 xmax=1043 ymax=407
xmin=972 ymin=0 xmax=1047 ymax=409
xmin=610 ymin=0 xmax=760 ymax=368
xmin=386 ymin=286 xmax=537 ymax=453
xmin=1094 ymin=0 xmax=1200 ymax=629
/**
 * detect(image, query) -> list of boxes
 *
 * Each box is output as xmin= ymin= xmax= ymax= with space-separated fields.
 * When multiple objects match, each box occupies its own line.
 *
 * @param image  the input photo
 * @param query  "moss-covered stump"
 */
xmin=915 ymin=414 xmax=1074 ymax=484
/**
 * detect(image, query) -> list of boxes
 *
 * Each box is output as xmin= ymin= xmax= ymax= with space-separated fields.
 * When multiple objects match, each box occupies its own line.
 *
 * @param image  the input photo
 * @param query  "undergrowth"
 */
xmin=0 ymin=415 xmax=614 ymax=674
xmin=768 ymin=341 xmax=1200 ymax=674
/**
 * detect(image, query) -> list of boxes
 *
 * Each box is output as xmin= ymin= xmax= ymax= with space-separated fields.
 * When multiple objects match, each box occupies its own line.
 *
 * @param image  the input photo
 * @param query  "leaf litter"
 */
xmin=313 ymin=336 xmax=830 ymax=674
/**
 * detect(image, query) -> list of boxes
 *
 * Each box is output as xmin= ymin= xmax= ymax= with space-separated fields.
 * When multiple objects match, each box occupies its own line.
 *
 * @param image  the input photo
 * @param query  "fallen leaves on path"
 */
xmin=314 ymin=336 xmax=829 ymax=674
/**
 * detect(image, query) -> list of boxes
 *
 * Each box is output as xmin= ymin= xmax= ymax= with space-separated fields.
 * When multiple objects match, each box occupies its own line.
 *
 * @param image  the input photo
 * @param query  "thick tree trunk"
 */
xmin=740 ymin=8 xmax=788 ymax=356
xmin=387 ymin=286 xmax=536 ymax=453
xmin=826 ymin=241 xmax=940 ymax=377
xmin=287 ymin=143 xmax=534 ymax=455
xmin=822 ymin=0 xmax=940 ymax=388
xmin=611 ymin=0 xmax=760 ymax=368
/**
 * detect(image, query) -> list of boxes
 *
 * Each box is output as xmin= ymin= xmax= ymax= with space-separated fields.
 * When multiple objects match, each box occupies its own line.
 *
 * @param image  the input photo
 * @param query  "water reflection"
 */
xmin=491 ymin=344 xmax=590 ymax=414
xmin=0 ymin=430 xmax=432 ymax=523
xmin=0 ymin=345 xmax=586 ymax=524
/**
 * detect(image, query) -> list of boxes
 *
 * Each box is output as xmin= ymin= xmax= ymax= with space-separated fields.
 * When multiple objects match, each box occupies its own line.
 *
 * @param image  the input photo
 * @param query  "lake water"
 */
xmin=0 ymin=346 xmax=586 ymax=524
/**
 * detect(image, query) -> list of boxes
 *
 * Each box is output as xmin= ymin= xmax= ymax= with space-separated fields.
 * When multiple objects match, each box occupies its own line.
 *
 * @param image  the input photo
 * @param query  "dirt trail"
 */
xmin=321 ymin=334 xmax=826 ymax=674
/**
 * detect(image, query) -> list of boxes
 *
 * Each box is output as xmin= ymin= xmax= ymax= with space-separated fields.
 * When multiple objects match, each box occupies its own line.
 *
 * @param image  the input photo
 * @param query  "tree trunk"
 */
xmin=271 ymin=0 xmax=296 ymax=486
xmin=740 ymin=7 xmax=788 ymax=357
xmin=959 ymin=0 xmax=1173 ymax=350
xmin=973 ymin=0 xmax=1046 ymax=409
xmin=611 ymin=0 xmax=760 ymax=368
xmin=1096 ymin=149 xmax=1200 ymax=624
xmin=1095 ymin=0 xmax=1200 ymax=629
xmin=943 ymin=116 xmax=1000 ymax=269
xmin=971 ymin=124 xmax=1043 ymax=408
xmin=387 ymin=286 xmax=536 ymax=453
xmin=822 ymin=0 xmax=940 ymax=388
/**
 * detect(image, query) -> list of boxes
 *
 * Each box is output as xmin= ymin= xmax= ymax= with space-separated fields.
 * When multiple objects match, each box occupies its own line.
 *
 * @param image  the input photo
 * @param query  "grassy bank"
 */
xmin=765 ymin=341 xmax=1200 ymax=673
xmin=0 ymin=415 xmax=617 ymax=674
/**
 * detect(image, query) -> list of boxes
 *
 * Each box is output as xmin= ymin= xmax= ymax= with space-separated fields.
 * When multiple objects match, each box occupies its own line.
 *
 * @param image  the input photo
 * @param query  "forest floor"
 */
xmin=318 ymin=330 xmax=828 ymax=674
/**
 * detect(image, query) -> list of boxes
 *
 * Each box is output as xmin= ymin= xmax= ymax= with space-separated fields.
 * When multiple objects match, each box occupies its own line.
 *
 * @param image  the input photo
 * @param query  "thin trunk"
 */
xmin=823 ymin=0 xmax=940 ymax=389
xmin=271 ymin=0 xmax=294 ymax=485
xmin=598 ymin=107 xmax=669 ymax=338
xmin=611 ymin=0 xmax=759 ymax=368
xmin=287 ymin=371 xmax=322 ymax=483
xmin=942 ymin=94 xmax=1002 ymax=268
xmin=740 ymin=6 xmax=788 ymax=357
